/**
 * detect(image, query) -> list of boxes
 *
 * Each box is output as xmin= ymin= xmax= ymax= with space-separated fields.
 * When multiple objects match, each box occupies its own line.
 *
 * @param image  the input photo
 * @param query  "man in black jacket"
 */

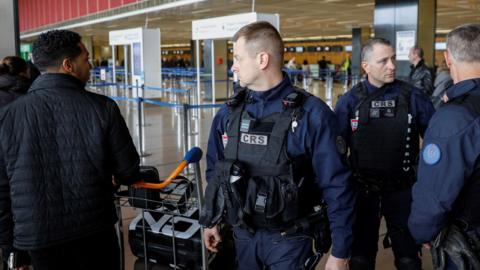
xmin=0 ymin=30 xmax=140 ymax=270
xmin=408 ymin=46 xmax=434 ymax=96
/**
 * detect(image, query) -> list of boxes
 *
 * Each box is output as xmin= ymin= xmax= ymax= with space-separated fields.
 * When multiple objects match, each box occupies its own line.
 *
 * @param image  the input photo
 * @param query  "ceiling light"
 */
xmin=191 ymin=8 xmax=212 ymax=14
xmin=148 ymin=17 xmax=163 ymax=22
xmin=356 ymin=3 xmax=374 ymax=7
xmin=438 ymin=10 xmax=472 ymax=15
xmin=283 ymin=34 xmax=352 ymax=41
xmin=162 ymin=43 xmax=190 ymax=48
xmin=436 ymin=29 xmax=452 ymax=34
xmin=336 ymin=20 xmax=358 ymax=25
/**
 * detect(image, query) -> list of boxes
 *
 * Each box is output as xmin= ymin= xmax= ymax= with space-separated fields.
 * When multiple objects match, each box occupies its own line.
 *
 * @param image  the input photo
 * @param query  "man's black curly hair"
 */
xmin=32 ymin=30 xmax=82 ymax=71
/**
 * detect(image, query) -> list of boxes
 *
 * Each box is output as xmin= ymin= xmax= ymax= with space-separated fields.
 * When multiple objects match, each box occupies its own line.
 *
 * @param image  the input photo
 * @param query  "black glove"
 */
xmin=199 ymin=180 xmax=225 ymax=228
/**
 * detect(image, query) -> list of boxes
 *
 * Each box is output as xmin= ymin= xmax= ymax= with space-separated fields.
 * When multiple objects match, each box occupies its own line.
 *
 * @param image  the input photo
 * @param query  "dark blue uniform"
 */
xmin=206 ymin=76 xmax=355 ymax=268
xmin=335 ymin=79 xmax=435 ymax=269
xmin=408 ymin=78 xmax=480 ymax=270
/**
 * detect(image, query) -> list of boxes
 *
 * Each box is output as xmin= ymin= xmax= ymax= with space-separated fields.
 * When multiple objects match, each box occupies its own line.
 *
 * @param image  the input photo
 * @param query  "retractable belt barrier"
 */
xmin=86 ymin=81 xmax=222 ymax=164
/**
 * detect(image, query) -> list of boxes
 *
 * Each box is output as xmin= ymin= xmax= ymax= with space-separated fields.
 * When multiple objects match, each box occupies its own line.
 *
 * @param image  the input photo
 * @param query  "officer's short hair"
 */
xmin=411 ymin=46 xmax=424 ymax=58
xmin=232 ymin=21 xmax=284 ymax=69
xmin=361 ymin=38 xmax=392 ymax=62
xmin=447 ymin=23 xmax=480 ymax=63
xmin=33 ymin=30 xmax=82 ymax=71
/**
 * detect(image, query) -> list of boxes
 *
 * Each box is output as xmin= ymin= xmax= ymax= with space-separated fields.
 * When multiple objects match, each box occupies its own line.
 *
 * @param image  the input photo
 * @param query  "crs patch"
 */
xmin=350 ymin=119 xmax=359 ymax=132
xmin=371 ymin=100 xmax=395 ymax=108
xmin=240 ymin=133 xmax=268 ymax=146
xmin=222 ymin=133 xmax=228 ymax=148
xmin=422 ymin=143 xmax=441 ymax=165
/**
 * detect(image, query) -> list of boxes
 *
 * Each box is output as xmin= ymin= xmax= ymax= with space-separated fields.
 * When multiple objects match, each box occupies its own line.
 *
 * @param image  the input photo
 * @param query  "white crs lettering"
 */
xmin=240 ymin=133 xmax=268 ymax=146
xmin=371 ymin=100 xmax=396 ymax=108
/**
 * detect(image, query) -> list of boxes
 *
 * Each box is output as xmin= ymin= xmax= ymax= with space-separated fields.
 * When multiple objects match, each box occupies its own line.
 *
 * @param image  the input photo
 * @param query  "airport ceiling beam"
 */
xmin=0 ymin=0 xmax=20 ymax=57
xmin=374 ymin=0 xmax=436 ymax=80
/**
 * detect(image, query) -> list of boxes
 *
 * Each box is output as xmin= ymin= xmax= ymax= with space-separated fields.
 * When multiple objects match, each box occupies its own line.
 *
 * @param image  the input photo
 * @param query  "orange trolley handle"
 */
xmin=131 ymin=147 xmax=203 ymax=189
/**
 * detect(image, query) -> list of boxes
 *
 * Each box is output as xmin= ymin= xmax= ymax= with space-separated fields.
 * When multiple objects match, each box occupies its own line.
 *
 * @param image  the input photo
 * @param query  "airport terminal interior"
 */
xmin=1 ymin=0 xmax=480 ymax=269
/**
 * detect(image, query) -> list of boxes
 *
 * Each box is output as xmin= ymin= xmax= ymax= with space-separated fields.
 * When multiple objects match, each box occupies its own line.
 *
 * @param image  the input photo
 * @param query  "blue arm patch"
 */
xmin=422 ymin=143 xmax=441 ymax=165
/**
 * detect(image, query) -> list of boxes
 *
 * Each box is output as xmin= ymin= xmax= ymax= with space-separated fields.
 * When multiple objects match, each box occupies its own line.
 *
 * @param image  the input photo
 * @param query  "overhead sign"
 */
xmin=396 ymin=30 xmax=415 ymax=61
xmin=109 ymin=28 xmax=143 ymax=45
xmin=192 ymin=12 xmax=279 ymax=40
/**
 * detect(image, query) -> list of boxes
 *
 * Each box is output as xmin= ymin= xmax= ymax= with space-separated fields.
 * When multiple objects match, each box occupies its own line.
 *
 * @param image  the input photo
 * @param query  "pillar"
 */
xmin=352 ymin=27 xmax=371 ymax=77
xmin=374 ymin=0 xmax=436 ymax=80
xmin=0 ymin=0 xmax=20 ymax=57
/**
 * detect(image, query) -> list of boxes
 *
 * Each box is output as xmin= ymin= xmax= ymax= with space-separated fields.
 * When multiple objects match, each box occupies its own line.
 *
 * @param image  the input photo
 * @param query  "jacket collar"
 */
xmin=246 ymin=72 xmax=293 ymax=103
xmin=28 ymin=73 xmax=86 ymax=93
xmin=410 ymin=59 xmax=425 ymax=70
xmin=446 ymin=78 xmax=480 ymax=100
xmin=363 ymin=77 xmax=397 ymax=94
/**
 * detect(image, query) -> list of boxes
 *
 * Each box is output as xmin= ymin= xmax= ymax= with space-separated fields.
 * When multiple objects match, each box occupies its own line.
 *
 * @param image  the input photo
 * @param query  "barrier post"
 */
xmin=182 ymin=104 xmax=189 ymax=154
xmin=303 ymin=70 xmax=308 ymax=90
xmin=194 ymin=161 xmax=208 ymax=270
xmin=352 ymin=74 xmax=360 ymax=86
xmin=136 ymin=80 xmax=150 ymax=158
xmin=182 ymin=104 xmax=191 ymax=174
xmin=140 ymin=85 xmax=150 ymax=127
xmin=325 ymin=71 xmax=333 ymax=109
xmin=343 ymin=73 xmax=349 ymax=93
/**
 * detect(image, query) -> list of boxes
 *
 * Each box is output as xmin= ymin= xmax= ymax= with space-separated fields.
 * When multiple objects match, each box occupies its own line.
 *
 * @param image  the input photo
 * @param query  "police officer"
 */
xmin=335 ymin=38 xmax=435 ymax=270
xmin=199 ymin=21 xmax=355 ymax=270
xmin=408 ymin=23 xmax=480 ymax=270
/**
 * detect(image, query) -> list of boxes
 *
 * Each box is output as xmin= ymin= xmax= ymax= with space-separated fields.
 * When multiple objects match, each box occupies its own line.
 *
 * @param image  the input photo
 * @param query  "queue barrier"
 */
xmin=87 ymin=81 xmax=222 ymax=163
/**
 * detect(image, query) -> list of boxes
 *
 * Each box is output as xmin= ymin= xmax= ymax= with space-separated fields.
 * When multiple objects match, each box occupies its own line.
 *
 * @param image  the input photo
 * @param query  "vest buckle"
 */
xmin=254 ymin=192 xmax=267 ymax=213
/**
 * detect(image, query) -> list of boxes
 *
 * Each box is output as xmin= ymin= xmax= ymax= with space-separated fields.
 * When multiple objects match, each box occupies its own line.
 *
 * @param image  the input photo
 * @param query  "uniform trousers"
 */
xmin=233 ymin=227 xmax=313 ymax=270
xmin=350 ymin=188 xmax=421 ymax=269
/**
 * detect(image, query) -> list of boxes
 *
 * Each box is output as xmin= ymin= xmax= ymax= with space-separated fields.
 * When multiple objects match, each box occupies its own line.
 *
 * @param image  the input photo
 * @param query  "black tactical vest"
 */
xmin=219 ymin=88 xmax=318 ymax=230
xmin=450 ymin=93 xmax=480 ymax=228
xmin=350 ymin=82 xmax=419 ymax=187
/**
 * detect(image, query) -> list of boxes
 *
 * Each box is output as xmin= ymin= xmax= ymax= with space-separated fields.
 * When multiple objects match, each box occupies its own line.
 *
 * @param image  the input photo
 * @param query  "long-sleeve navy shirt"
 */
xmin=206 ymin=76 xmax=356 ymax=258
xmin=334 ymin=79 xmax=435 ymax=145
xmin=408 ymin=78 xmax=480 ymax=243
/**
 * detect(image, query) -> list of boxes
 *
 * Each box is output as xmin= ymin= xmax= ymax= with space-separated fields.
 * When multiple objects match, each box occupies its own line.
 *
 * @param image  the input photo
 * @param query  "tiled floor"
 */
xmin=95 ymin=79 xmax=434 ymax=270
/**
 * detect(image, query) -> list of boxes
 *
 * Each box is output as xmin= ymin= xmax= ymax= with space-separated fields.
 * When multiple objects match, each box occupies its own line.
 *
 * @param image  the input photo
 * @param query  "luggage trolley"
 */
xmin=115 ymin=147 xmax=209 ymax=270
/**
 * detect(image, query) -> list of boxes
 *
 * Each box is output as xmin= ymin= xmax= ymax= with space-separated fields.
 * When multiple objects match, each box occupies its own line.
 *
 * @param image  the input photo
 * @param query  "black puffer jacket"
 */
xmin=408 ymin=59 xmax=433 ymax=96
xmin=0 ymin=74 xmax=31 ymax=107
xmin=0 ymin=73 xmax=139 ymax=250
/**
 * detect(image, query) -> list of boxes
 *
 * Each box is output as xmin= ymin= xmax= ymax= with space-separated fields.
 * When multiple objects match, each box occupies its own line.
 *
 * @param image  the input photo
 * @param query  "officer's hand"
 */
xmin=203 ymin=225 xmax=222 ymax=253
xmin=423 ymin=242 xmax=432 ymax=250
xmin=442 ymin=94 xmax=449 ymax=103
xmin=325 ymin=255 xmax=349 ymax=270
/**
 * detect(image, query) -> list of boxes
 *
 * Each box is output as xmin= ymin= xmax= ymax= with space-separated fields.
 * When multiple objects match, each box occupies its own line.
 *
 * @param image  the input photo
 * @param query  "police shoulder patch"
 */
xmin=336 ymin=136 xmax=347 ymax=155
xmin=422 ymin=143 xmax=441 ymax=165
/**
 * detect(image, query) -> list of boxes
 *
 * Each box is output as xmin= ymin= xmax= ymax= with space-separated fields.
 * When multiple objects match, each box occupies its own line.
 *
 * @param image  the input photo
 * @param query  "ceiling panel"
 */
xmin=43 ymin=0 xmax=479 ymax=44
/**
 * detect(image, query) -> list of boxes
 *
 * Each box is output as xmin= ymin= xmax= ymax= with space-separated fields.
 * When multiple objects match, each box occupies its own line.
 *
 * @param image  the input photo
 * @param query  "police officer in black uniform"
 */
xmin=335 ymin=38 xmax=435 ymax=270
xmin=200 ymin=22 xmax=356 ymax=270
xmin=408 ymin=23 xmax=480 ymax=270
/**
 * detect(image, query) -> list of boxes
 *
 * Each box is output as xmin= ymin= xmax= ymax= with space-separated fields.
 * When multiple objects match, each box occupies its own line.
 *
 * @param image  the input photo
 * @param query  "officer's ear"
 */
xmin=257 ymin=51 xmax=269 ymax=70
xmin=361 ymin=61 xmax=369 ymax=74
xmin=444 ymin=50 xmax=452 ymax=68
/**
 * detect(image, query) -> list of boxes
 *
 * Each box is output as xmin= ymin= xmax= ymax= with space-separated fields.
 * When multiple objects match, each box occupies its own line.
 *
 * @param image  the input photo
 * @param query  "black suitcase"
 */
xmin=128 ymin=206 xmax=203 ymax=269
